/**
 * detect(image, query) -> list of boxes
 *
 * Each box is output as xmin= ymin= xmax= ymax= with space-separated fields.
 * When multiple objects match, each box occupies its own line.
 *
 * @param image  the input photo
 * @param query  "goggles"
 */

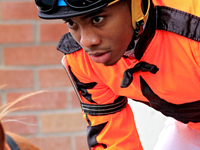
xmin=35 ymin=0 xmax=115 ymax=12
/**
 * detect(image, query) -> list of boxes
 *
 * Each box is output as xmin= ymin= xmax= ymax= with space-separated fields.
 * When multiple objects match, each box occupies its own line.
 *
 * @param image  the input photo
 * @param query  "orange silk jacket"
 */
xmin=58 ymin=0 xmax=200 ymax=149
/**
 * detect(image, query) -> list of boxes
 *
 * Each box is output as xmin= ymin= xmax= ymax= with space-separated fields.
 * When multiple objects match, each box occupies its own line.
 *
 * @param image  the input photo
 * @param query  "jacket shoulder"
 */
xmin=57 ymin=32 xmax=82 ymax=54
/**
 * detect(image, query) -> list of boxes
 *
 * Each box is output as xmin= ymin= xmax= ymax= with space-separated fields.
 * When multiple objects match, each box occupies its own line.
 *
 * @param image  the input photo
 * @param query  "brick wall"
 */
xmin=0 ymin=0 xmax=88 ymax=150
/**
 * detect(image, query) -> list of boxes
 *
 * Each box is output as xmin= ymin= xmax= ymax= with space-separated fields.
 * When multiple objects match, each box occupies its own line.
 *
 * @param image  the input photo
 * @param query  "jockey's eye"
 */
xmin=64 ymin=19 xmax=78 ymax=29
xmin=92 ymin=16 xmax=104 ymax=24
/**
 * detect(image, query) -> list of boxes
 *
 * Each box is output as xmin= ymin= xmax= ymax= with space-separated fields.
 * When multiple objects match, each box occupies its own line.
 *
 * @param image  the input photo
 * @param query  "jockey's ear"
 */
xmin=0 ymin=121 xmax=6 ymax=150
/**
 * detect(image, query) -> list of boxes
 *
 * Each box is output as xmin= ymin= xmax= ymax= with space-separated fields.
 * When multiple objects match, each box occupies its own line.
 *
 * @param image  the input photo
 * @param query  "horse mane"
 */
xmin=0 ymin=86 xmax=45 ymax=150
xmin=0 ymin=89 xmax=45 ymax=120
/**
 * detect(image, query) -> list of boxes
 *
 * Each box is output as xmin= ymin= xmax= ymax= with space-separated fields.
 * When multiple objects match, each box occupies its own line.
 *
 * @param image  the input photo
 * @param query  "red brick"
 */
xmin=74 ymin=135 xmax=88 ymax=150
xmin=27 ymin=136 xmax=71 ymax=150
xmin=39 ymin=69 xmax=71 ymax=88
xmin=40 ymin=112 xmax=86 ymax=133
xmin=2 ymin=115 xmax=38 ymax=135
xmin=0 ymin=70 xmax=33 ymax=89
xmin=6 ymin=91 xmax=68 ymax=111
xmin=71 ymin=91 xmax=81 ymax=108
xmin=0 ymin=0 xmax=91 ymax=149
xmin=40 ymin=23 xmax=68 ymax=42
xmin=1 ymin=1 xmax=39 ymax=20
xmin=4 ymin=46 xmax=63 ymax=66
xmin=0 ymin=24 xmax=33 ymax=44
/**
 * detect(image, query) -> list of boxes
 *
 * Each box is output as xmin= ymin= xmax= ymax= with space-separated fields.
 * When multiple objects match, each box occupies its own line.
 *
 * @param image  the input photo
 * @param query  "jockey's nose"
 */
xmin=79 ymin=27 xmax=101 ymax=48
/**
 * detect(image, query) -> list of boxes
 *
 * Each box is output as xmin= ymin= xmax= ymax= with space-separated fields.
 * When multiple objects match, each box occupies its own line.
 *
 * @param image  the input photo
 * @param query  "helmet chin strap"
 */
xmin=131 ymin=0 xmax=150 ymax=34
xmin=126 ymin=0 xmax=150 ymax=51
xmin=108 ymin=0 xmax=150 ymax=31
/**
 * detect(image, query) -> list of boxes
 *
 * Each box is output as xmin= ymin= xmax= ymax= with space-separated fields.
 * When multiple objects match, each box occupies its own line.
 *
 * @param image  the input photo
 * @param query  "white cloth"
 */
xmin=154 ymin=118 xmax=200 ymax=150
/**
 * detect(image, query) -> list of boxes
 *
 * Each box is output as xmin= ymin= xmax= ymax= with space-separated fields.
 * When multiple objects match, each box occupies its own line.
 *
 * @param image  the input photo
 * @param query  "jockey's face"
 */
xmin=64 ymin=0 xmax=133 ymax=66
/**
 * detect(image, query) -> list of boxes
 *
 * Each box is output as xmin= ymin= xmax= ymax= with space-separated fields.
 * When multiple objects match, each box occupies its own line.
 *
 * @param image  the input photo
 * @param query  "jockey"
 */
xmin=35 ymin=0 xmax=200 ymax=149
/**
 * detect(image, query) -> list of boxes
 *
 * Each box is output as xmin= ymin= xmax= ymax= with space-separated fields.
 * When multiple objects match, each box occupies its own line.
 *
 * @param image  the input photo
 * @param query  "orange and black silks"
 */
xmin=57 ymin=0 xmax=200 ymax=149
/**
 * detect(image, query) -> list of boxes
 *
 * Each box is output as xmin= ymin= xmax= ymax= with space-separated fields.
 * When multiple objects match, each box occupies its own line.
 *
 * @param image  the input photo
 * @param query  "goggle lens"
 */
xmin=36 ymin=0 xmax=113 ymax=12
xmin=35 ymin=0 xmax=57 ymax=12
xmin=40 ymin=0 xmax=54 ymax=6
